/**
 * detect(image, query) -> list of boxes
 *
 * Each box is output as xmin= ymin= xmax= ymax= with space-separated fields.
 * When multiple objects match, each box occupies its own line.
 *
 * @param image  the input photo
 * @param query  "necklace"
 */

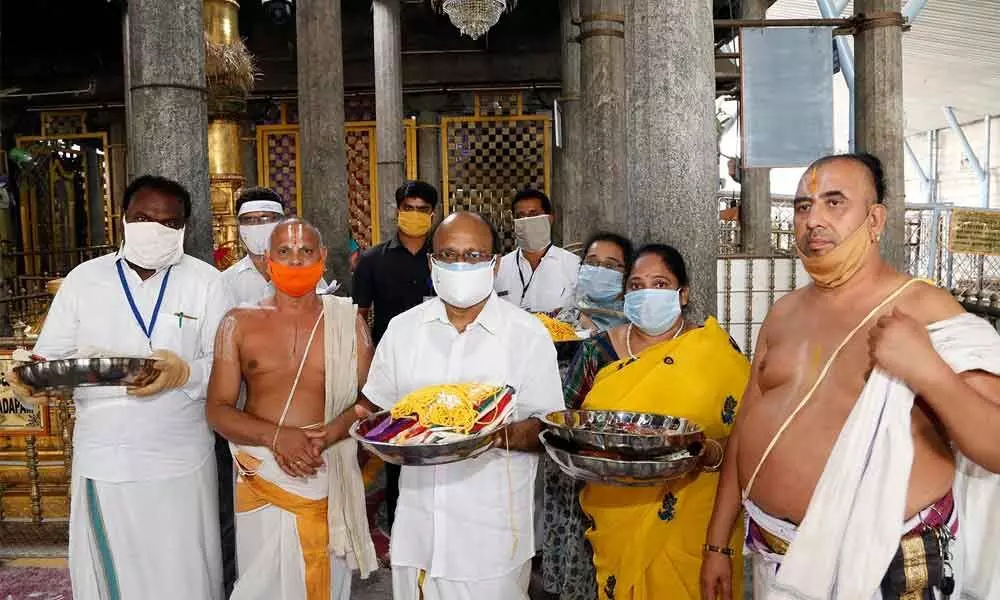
xmin=626 ymin=319 xmax=685 ymax=360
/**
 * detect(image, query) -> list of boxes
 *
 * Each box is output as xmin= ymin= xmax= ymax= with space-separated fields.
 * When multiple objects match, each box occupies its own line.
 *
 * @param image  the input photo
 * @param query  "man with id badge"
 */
xmin=6 ymin=175 xmax=232 ymax=600
xmin=495 ymin=189 xmax=580 ymax=314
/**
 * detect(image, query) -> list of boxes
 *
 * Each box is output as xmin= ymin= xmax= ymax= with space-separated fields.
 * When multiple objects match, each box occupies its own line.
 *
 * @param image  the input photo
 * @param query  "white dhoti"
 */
xmin=230 ymin=444 xmax=351 ymax=600
xmin=68 ymin=453 xmax=222 ymax=600
xmin=747 ymin=313 xmax=1000 ymax=600
xmin=391 ymin=562 xmax=531 ymax=600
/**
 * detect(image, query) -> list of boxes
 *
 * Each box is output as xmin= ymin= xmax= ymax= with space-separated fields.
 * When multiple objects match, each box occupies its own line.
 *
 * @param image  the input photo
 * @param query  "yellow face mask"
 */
xmin=798 ymin=211 xmax=875 ymax=288
xmin=398 ymin=211 xmax=433 ymax=237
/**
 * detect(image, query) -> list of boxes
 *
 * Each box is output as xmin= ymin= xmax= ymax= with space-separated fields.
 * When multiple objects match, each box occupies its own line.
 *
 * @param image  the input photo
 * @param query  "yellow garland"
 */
xmin=535 ymin=313 xmax=580 ymax=342
xmin=391 ymin=383 xmax=501 ymax=434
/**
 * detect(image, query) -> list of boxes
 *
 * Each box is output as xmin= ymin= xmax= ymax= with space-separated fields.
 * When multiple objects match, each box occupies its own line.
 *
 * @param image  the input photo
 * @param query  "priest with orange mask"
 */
xmin=207 ymin=218 xmax=377 ymax=600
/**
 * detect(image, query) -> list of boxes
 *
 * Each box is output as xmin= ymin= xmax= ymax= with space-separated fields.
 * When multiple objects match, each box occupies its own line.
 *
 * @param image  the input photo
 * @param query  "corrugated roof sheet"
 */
xmin=768 ymin=0 xmax=1000 ymax=133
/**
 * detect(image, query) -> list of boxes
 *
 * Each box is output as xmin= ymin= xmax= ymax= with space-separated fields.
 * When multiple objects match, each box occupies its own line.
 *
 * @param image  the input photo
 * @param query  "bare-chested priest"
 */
xmin=701 ymin=153 xmax=1000 ymax=600
xmin=207 ymin=219 xmax=377 ymax=600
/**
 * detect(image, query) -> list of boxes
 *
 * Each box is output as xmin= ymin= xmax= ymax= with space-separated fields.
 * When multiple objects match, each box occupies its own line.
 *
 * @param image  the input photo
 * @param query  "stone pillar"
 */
xmin=297 ymin=0 xmax=350 ymax=283
xmin=855 ymin=0 xmax=906 ymax=270
xmin=374 ymin=0 xmax=406 ymax=243
xmin=416 ymin=111 xmax=441 ymax=197
xmin=557 ymin=0 xmax=585 ymax=245
xmin=739 ymin=0 xmax=771 ymax=256
xmin=579 ymin=0 xmax=627 ymax=235
xmin=626 ymin=0 xmax=717 ymax=321
xmin=126 ymin=0 xmax=212 ymax=262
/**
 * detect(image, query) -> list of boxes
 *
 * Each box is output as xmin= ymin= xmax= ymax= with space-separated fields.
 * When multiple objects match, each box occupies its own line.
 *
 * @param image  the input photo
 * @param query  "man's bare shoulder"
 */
xmin=763 ymin=287 xmax=807 ymax=322
xmin=898 ymin=280 xmax=964 ymax=325
xmin=224 ymin=305 xmax=276 ymax=327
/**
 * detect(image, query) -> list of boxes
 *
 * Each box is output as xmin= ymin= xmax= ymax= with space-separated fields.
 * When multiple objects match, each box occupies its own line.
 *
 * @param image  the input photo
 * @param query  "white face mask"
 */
xmin=121 ymin=219 xmax=185 ymax=270
xmin=513 ymin=215 xmax=552 ymax=251
xmin=239 ymin=222 xmax=279 ymax=256
xmin=431 ymin=258 xmax=495 ymax=309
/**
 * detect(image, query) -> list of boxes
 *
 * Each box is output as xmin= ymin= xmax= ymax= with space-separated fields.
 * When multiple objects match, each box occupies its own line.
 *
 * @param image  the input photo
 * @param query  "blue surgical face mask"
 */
xmin=578 ymin=265 xmax=623 ymax=303
xmin=624 ymin=288 xmax=682 ymax=336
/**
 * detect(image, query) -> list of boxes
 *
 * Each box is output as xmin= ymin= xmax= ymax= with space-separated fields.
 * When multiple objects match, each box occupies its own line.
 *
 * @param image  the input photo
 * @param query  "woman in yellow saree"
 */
xmin=578 ymin=244 xmax=749 ymax=600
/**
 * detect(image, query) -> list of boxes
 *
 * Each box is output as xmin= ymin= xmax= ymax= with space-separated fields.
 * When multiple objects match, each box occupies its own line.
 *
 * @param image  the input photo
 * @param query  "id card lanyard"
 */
xmin=117 ymin=259 xmax=172 ymax=348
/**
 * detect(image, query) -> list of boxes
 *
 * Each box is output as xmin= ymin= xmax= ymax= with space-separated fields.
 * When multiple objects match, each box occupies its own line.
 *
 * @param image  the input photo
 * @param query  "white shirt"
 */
xmin=221 ymin=255 xmax=330 ymax=307
xmin=33 ymin=253 xmax=232 ymax=482
xmin=494 ymin=245 xmax=580 ymax=313
xmin=363 ymin=294 xmax=563 ymax=580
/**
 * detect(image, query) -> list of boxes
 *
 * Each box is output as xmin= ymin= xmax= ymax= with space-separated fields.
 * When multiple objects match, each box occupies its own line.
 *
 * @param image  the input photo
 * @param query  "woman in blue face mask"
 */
xmin=544 ymin=244 xmax=751 ymax=600
xmin=554 ymin=232 xmax=633 ymax=335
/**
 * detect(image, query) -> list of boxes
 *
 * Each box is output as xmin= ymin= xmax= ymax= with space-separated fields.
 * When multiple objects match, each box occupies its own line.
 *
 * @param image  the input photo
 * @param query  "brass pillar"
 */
xmin=204 ymin=0 xmax=254 ymax=267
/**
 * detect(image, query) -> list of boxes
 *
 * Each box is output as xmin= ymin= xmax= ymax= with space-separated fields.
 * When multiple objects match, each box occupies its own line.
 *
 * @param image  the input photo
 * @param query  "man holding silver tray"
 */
xmin=5 ymin=175 xmax=232 ymax=600
xmin=361 ymin=212 xmax=563 ymax=600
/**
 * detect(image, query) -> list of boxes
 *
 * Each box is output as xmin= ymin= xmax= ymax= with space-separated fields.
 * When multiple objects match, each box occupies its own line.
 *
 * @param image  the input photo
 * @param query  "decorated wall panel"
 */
xmin=256 ymin=120 xmax=418 ymax=250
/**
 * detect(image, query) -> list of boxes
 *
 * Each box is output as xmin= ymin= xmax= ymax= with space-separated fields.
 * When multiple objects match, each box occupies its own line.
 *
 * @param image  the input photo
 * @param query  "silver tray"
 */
xmin=14 ymin=357 xmax=158 ymax=390
xmin=542 ymin=409 xmax=704 ymax=457
xmin=540 ymin=430 xmax=703 ymax=487
xmin=350 ymin=411 xmax=496 ymax=466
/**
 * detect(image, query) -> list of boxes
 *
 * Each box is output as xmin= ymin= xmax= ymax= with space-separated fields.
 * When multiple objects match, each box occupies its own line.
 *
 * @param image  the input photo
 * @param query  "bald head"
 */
xmin=431 ymin=211 xmax=497 ymax=263
xmin=268 ymin=218 xmax=326 ymax=266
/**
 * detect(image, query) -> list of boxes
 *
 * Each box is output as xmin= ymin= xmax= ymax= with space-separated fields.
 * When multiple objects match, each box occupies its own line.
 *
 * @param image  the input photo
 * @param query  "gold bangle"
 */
xmin=703 ymin=438 xmax=724 ymax=472
xmin=703 ymin=543 xmax=735 ymax=556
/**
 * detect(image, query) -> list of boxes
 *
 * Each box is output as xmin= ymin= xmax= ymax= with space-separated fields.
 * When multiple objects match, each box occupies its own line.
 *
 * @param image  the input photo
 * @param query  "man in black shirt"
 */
xmin=352 ymin=180 xmax=438 ymax=529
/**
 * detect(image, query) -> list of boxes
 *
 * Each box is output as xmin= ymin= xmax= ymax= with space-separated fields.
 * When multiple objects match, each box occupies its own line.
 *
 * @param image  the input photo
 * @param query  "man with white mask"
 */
xmin=495 ymin=189 xmax=580 ymax=314
xmin=361 ymin=211 xmax=563 ymax=600
xmin=222 ymin=187 xmax=328 ymax=306
xmin=6 ymin=175 xmax=231 ymax=599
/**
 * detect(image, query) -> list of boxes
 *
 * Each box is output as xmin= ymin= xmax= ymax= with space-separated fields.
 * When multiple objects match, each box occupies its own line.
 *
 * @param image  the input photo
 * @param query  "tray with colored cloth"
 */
xmin=350 ymin=384 xmax=516 ymax=466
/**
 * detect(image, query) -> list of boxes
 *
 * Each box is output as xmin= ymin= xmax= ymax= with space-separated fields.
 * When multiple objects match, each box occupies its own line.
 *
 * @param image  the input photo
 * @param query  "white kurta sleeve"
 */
xmin=179 ymin=275 xmax=232 ymax=401
xmin=32 ymin=272 xmax=81 ymax=360
xmin=361 ymin=323 xmax=399 ymax=411
xmin=513 ymin=327 xmax=563 ymax=420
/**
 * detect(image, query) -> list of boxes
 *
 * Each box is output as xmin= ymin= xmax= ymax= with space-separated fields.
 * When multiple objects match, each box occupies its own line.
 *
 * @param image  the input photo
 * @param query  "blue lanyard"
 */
xmin=117 ymin=259 xmax=172 ymax=340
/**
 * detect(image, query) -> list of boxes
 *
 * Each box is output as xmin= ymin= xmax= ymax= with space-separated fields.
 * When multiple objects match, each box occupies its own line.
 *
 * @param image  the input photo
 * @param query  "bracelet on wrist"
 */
xmin=703 ymin=543 xmax=735 ymax=556
xmin=702 ymin=438 xmax=724 ymax=472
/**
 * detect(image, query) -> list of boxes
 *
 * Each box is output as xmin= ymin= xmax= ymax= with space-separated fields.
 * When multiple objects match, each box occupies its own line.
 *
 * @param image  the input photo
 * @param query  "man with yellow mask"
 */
xmin=701 ymin=153 xmax=1000 ymax=599
xmin=352 ymin=180 xmax=438 ymax=531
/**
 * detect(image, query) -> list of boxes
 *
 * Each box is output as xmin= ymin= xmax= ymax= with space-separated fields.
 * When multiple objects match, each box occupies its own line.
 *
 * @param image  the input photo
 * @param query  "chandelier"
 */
xmin=434 ymin=0 xmax=517 ymax=40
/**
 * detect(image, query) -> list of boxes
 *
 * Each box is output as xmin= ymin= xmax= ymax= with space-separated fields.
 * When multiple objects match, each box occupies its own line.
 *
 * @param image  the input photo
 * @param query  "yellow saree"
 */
xmin=580 ymin=318 xmax=749 ymax=600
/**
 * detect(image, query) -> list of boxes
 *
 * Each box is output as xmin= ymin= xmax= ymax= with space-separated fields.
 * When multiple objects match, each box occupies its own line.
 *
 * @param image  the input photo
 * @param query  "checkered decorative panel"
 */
xmin=262 ymin=129 xmax=299 ymax=215
xmin=443 ymin=117 xmax=550 ymax=252
xmin=41 ymin=112 xmax=86 ymax=136
xmin=346 ymin=126 xmax=376 ymax=249
xmin=475 ymin=92 xmax=523 ymax=117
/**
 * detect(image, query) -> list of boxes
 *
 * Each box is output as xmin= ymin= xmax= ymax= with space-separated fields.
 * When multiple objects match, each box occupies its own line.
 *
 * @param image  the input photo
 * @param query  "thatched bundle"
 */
xmin=205 ymin=34 xmax=258 ymax=113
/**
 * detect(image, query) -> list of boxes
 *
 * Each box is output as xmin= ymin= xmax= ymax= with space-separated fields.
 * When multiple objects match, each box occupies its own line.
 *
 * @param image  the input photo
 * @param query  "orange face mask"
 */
xmin=797 ymin=212 xmax=874 ymax=288
xmin=268 ymin=259 xmax=324 ymax=297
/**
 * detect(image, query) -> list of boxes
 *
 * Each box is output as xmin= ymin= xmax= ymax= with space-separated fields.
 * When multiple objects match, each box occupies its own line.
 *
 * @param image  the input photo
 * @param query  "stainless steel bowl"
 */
xmin=542 ymin=409 xmax=704 ymax=457
xmin=349 ymin=411 xmax=496 ymax=466
xmin=14 ymin=357 xmax=158 ymax=390
xmin=540 ymin=430 xmax=703 ymax=487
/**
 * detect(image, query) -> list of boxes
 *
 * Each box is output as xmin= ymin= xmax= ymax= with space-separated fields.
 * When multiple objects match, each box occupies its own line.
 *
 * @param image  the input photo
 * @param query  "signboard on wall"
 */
xmin=949 ymin=208 xmax=1000 ymax=256
xmin=741 ymin=27 xmax=835 ymax=168
xmin=0 ymin=352 xmax=49 ymax=435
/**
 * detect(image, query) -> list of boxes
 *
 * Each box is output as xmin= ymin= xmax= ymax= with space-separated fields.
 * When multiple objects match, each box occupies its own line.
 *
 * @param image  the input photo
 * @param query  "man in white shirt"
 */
xmin=362 ymin=211 xmax=563 ymax=600
xmin=495 ymin=189 xmax=580 ymax=313
xmin=7 ymin=175 xmax=232 ymax=600
xmin=222 ymin=187 xmax=329 ymax=306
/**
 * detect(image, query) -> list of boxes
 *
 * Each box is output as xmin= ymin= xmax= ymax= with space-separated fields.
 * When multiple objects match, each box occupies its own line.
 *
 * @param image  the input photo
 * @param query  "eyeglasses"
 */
xmin=432 ymin=250 xmax=494 ymax=264
xmin=399 ymin=204 xmax=434 ymax=214
xmin=583 ymin=258 xmax=626 ymax=272
xmin=238 ymin=214 xmax=282 ymax=226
